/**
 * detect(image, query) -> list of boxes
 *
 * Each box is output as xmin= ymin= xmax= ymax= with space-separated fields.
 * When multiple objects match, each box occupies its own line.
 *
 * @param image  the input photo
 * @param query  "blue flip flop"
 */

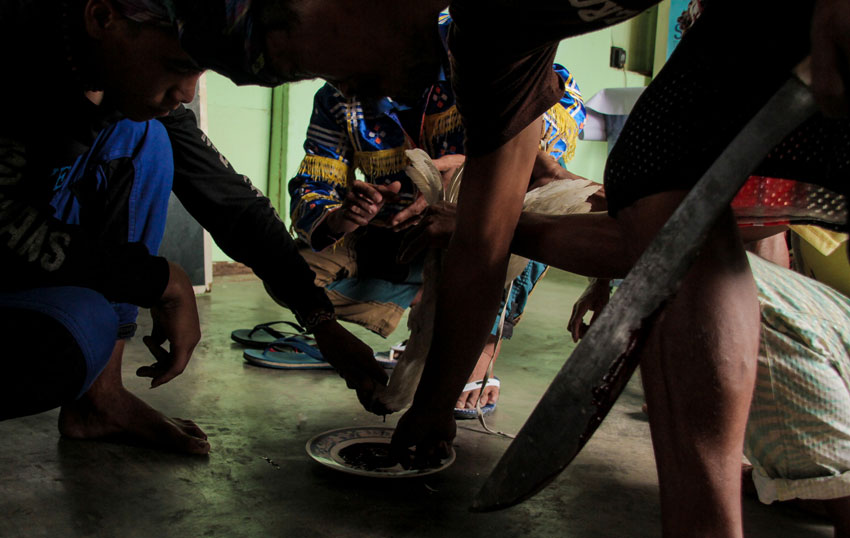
xmin=454 ymin=378 xmax=500 ymax=420
xmin=243 ymin=336 xmax=333 ymax=370
xmin=231 ymin=320 xmax=313 ymax=348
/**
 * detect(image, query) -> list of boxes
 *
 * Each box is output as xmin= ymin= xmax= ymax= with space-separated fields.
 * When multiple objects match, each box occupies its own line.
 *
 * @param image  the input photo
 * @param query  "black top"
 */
xmin=448 ymin=0 xmax=661 ymax=156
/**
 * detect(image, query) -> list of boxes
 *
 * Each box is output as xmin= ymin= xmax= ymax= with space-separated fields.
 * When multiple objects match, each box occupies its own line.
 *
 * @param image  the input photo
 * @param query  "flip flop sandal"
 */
xmin=231 ymin=320 xmax=313 ymax=348
xmin=374 ymin=352 xmax=398 ymax=368
xmin=242 ymin=336 xmax=332 ymax=370
xmin=454 ymin=377 xmax=500 ymax=420
xmin=374 ymin=340 xmax=407 ymax=368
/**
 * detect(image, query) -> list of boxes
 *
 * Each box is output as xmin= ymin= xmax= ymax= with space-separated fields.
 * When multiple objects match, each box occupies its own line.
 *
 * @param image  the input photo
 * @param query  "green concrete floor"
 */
xmin=0 ymin=269 xmax=833 ymax=537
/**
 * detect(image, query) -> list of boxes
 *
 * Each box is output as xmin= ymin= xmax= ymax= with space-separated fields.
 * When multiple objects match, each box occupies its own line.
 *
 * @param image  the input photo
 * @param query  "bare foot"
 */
xmin=55 ymin=339 xmax=209 ymax=454
xmin=455 ymin=336 xmax=501 ymax=410
xmin=58 ymin=387 xmax=210 ymax=455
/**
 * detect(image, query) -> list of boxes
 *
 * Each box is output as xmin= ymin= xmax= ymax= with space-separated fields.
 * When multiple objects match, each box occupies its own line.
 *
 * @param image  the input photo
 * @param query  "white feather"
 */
xmin=404 ymin=148 xmax=443 ymax=205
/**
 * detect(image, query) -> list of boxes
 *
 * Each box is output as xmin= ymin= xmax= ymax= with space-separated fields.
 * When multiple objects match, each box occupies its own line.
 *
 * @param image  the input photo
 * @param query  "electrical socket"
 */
xmin=610 ymin=46 xmax=627 ymax=69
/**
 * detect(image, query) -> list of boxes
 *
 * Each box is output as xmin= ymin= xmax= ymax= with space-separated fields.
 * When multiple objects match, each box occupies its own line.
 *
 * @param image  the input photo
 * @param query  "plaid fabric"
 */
xmin=745 ymin=253 xmax=850 ymax=503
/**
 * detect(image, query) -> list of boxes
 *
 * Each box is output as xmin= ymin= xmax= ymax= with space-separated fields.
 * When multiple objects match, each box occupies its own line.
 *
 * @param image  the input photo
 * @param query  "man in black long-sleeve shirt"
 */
xmin=0 ymin=0 xmax=386 ymax=453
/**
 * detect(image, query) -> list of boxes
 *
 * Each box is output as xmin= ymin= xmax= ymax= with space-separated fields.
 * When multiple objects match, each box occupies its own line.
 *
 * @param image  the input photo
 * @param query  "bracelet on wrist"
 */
xmin=302 ymin=310 xmax=337 ymax=333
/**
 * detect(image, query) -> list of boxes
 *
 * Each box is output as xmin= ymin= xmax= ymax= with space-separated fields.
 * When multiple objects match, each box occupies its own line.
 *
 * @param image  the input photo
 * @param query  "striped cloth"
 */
xmin=745 ymin=252 xmax=850 ymax=503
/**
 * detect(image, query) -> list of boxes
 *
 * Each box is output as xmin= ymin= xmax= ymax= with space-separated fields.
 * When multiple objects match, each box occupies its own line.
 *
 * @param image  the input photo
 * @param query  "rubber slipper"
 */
xmin=374 ymin=340 xmax=406 ymax=368
xmin=231 ymin=320 xmax=312 ymax=348
xmin=454 ymin=377 xmax=500 ymax=420
xmin=243 ymin=336 xmax=332 ymax=370
xmin=374 ymin=352 xmax=398 ymax=368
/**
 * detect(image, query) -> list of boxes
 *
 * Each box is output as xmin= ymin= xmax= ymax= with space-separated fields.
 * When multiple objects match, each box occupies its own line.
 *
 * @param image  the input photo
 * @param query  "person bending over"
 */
xmin=0 ymin=0 xmax=384 ymax=454
xmin=287 ymin=13 xmax=587 ymax=416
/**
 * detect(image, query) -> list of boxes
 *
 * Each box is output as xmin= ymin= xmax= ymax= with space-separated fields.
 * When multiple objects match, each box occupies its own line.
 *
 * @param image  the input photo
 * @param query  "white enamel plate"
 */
xmin=306 ymin=426 xmax=455 ymax=478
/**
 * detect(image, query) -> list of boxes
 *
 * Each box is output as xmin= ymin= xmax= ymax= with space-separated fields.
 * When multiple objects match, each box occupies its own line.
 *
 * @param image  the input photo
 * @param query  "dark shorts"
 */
xmin=604 ymin=1 xmax=850 ymax=217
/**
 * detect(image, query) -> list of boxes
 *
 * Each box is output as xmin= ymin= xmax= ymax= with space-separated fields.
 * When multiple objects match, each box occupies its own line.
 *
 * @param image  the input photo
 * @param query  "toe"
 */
xmin=175 ymin=418 xmax=208 ymax=440
xmin=483 ymin=387 xmax=500 ymax=406
xmin=465 ymin=389 xmax=481 ymax=409
xmin=165 ymin=423 xmax=210 ymax=455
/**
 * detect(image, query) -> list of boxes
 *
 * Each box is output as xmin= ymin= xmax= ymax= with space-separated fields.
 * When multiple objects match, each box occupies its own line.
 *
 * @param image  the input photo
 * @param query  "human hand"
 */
xmin=390 ymin=404 xmax=456 ymax=469
xmin=137 ymin=261 xmax=201 ymax=388
xmin=325 ymin=180 xmax=402 ymax=234
xmin=811 ymin=0 xmax=850 ymax=116
xmin=568 ymin=279 xmax=611 ymax=342
xmin=431 ymin=154 xmax=466 ymax=188
xmin=311 ymin=319 xmax=389 ymax=413
xmin=389 ymin=155 xmax=465 ymax=230
xmin=397 ymin=201 xmax=457 ymax=263
xmin=387 ymin=193 xmax=429 ymax=230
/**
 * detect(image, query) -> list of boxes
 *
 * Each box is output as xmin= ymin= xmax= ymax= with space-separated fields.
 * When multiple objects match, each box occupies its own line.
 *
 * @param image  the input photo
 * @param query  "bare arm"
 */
xmin=421 ymin=120 xmax=541 ymax=406
xmin=391 ymin=119 xmax=542 ymax=466
xmin=511 ymin=212 xmax=630 ymax=278
xmin=401 ymin=207 xmax=631 ymax=280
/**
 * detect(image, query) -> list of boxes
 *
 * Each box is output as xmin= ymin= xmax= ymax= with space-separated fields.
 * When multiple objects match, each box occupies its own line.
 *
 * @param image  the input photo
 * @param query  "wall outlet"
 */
xmin=610 ymin=46 xmax=627 ymax=69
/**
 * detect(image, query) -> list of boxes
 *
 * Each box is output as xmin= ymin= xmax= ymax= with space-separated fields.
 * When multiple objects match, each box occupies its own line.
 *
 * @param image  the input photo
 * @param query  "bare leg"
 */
xmin=619 ymin=191 xmax=759 ymax=538
xmin=59 ymin=340 xmax=210 ymax=455
xmin=455 ymin=335 xmax=501 ymax=410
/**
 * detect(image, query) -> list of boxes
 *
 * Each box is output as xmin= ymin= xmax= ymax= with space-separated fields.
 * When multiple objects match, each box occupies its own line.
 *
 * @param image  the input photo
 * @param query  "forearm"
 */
xmin=164 ymin=109 xmax=334 ymax=319
xmin=511 ymin=211 xmax=631 ymax=279
xmin=412 ymin=120 xmax=541 ymax=411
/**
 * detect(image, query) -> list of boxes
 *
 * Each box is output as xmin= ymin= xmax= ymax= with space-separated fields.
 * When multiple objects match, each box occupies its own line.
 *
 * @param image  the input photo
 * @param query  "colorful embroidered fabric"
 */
xmin=289 ymin=15 xmax=586 ymax=248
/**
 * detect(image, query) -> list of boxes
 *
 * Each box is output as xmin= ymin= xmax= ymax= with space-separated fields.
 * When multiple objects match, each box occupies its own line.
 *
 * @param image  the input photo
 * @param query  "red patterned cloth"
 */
xmin=732 ymin=176 xmax=847 ymax=230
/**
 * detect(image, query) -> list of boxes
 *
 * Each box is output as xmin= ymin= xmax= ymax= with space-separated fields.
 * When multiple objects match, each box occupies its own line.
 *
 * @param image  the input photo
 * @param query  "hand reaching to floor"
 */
xmin=137 ymin=261 xmax=201 ymax=388
xmin=568 ymin=279 xmax=611 ymax=342
xmin=311 ymin=319 xmax=389 ymax=413
xmin=390 ymin=404 xmax=456 ymax=469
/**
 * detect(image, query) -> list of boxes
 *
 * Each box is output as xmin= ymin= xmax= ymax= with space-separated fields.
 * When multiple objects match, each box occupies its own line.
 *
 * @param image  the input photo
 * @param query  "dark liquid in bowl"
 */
xmin=338 ymin=442 xmax=398 ymax=471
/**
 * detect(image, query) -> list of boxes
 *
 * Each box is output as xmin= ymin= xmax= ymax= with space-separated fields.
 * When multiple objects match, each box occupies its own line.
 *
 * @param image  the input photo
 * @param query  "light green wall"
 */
xmin=283 ymin=79 xmax=326 ymax=196
xmin=204 ymin=72 xmax=273 ymax=262
xmin=554 ymin=15 xmax=654 ymax=182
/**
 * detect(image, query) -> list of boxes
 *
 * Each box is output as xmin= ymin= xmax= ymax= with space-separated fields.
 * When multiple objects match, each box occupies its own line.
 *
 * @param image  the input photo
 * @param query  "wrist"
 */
xmin=301 ymin=309 xmax=338 ymax=334
xmin=311 ymin=213 xmax=345 ymax=250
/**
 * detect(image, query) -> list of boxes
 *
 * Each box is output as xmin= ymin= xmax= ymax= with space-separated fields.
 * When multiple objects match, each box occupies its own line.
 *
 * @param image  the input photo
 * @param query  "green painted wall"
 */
xmin=554 ymin=13 xmax=655 ymax=182
xmin=204 ymin=72 xmax=273 ymax=262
